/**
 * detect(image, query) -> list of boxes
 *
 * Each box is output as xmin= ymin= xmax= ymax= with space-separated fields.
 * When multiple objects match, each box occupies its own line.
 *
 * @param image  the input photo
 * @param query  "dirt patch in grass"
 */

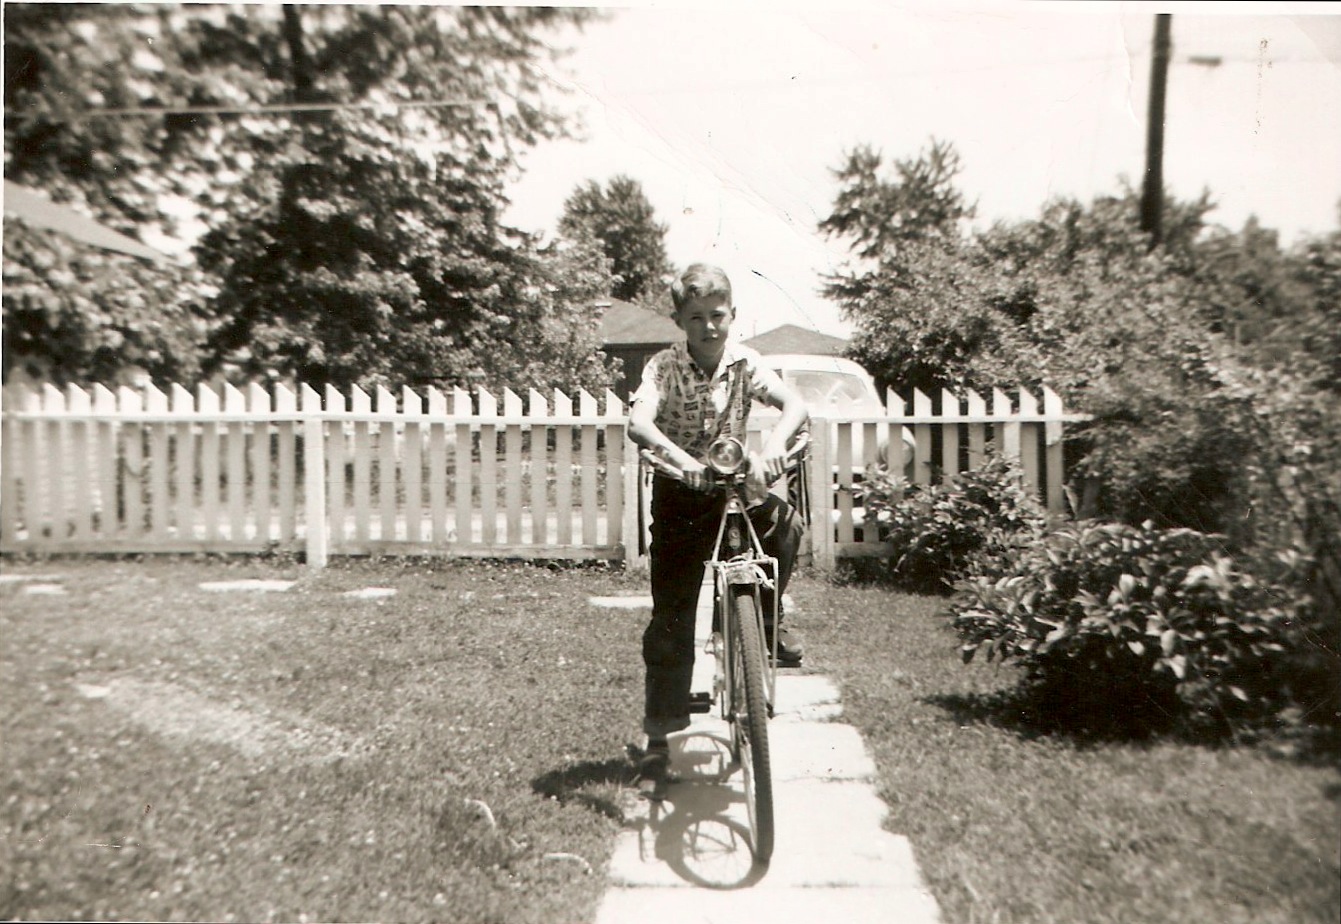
xmin=74 ymin=677 xmax=358 ymax=763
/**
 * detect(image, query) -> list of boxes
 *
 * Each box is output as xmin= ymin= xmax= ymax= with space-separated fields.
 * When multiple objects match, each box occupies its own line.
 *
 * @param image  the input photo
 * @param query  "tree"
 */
xmin=819 ymin=139 xmax=975 ymax=306
xmin=557 ymin=174 xmax=673 ymax=304
xmin=3 ymin=3 xmax=222 ymax=384
xmin=818 ymin=140 xmax=1000 ymax=394
xmin=5 ymin=4 xmax=616 ymax=392
xmin=192 ymin=4 xmax=613 ymax=391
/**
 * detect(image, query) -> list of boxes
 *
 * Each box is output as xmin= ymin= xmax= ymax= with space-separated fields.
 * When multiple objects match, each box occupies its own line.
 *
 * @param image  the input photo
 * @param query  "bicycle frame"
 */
xmin=639 ymin=435 xmax=805 ymax=866
xmin=706 ymin=479 xmax=779 ymax=721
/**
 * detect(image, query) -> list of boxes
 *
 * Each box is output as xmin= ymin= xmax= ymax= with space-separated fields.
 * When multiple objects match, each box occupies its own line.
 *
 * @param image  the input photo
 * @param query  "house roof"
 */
xmin=744 ymin=324 xmax=849 ymax=356
xmin=598 ymin=299 xmax=681 ymax=347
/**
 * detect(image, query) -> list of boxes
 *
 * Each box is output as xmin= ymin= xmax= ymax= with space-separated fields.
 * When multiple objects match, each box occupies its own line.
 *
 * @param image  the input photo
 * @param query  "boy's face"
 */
xmin=675 ymin=293 xmax=734 ymax=368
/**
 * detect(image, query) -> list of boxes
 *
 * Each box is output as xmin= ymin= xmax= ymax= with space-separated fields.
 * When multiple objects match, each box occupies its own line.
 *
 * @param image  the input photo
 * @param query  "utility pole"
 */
xmin=1140 ymin=13 xmax=1172 ymax=248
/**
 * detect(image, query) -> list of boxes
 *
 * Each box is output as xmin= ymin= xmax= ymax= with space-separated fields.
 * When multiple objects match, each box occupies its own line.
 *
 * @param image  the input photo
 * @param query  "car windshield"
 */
xmin=781 ymin=370 xmax=879 ymax=408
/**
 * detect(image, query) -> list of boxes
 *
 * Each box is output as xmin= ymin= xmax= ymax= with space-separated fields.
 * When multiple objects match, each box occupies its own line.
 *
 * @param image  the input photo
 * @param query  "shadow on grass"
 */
xmin=921 ymin=687 xmax=1172 ymax=747
xmin=923 ymin=686 xmax=1341 ymax=766
xmin=531 ymin=757 xmax=638 ymax=823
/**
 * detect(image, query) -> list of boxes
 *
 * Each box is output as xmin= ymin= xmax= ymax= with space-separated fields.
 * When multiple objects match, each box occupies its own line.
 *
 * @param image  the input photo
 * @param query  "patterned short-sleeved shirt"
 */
xmin=631 ymin=340 xmax=787 ymax=460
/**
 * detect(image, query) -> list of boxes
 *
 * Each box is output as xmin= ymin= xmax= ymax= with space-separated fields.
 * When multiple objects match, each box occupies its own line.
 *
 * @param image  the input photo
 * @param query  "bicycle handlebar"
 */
xmin=639 ymin=431 xmax=810 ymax=486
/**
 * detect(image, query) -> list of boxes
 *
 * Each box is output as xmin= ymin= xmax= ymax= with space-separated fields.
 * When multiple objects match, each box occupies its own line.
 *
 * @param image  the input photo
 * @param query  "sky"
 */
xmin=503 ymin=2 xmax=1341 ymax=341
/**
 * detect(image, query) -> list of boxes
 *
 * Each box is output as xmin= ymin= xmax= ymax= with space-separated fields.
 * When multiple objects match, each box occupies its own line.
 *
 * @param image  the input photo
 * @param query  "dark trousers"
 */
xmin=643 ymin=477 xmax=803 ymax=737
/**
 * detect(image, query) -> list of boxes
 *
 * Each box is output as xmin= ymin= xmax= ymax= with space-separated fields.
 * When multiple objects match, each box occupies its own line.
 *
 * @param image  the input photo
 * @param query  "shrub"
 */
xmin=862 ymin=455 xmax=1047 ymax=593
xmin=949 ymin=520 xmax=1315 ymax=740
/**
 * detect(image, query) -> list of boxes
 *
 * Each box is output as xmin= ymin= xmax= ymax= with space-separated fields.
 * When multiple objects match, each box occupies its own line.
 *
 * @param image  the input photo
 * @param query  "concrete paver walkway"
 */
xmin=590 ymin=593 xmax=942 ymax=924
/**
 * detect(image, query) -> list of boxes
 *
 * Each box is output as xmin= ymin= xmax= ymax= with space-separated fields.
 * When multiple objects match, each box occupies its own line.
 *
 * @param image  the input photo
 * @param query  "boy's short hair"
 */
xmin=671 ymin=263 xmax=732 ymax=311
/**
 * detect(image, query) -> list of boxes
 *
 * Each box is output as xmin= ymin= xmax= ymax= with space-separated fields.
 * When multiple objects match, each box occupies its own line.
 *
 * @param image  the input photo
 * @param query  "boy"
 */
xmin=627 ymin=263 xmax=811 ymax=780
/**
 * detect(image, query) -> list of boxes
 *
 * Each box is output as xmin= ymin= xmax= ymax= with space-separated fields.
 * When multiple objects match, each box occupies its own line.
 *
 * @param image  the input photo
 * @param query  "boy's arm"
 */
xmin=629 ymin=395 xmax=711 ymax=490
xmin=756 ymin=380 xmax=810 ymax=483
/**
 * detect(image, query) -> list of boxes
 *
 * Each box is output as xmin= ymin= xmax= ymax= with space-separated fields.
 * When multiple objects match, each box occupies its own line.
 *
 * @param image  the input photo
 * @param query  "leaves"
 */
xmin=4 ymin=4 xmax=614 ymax=393
xmin=558 ymin=175 xmax=673 ymax=305
xmin=948 ymin=519 xmax=1317 ymax=739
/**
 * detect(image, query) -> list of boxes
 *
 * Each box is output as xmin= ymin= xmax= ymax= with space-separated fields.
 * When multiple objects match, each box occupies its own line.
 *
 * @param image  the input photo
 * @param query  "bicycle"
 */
xmin=640 ymin=432 xmax=809 ymax=865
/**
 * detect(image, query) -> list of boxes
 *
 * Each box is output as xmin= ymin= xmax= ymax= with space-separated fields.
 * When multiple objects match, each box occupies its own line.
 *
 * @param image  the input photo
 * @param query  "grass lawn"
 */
xmin=2 ymin=556 xmax=1337 ymax=924
xmin=1 ymin=556 xmax=651 ymax=924
xmin=790 ymin=574 xmax=1341 ymax=924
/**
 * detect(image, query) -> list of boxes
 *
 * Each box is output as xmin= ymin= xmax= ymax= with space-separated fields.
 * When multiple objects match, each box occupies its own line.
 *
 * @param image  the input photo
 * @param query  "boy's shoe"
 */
xmin=767 ymin=626 xmax=804 ymax=666
xmin=637 ymin=738 xmax=671 ymax=780
xmin=636 ymin=739 xmax=672 ymax=800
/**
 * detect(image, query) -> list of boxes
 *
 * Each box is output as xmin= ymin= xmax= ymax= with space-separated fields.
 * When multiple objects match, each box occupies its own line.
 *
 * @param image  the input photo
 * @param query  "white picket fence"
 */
xmin=0 ymin=381 xmax=1082 ymax=569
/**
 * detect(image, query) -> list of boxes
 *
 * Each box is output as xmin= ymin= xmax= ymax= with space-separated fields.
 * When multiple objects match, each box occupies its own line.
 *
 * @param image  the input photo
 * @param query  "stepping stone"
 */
xmin=198 ymin=579 xmax=296 ymax=593
xmin=589 ymin=595 xmax=654 ymax=609
xmin=597 ymin=668 xmax=942 ymax=924
xmin=775 ymin=674 xmax=845 ymax=722
xmin=22 ymin=583 xmax=68 ymax=595
xmin=342 ymin=587 xmax=396 ymax=599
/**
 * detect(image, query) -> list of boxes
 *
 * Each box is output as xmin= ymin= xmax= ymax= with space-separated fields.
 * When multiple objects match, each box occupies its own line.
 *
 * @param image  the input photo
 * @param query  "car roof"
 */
xmin=762 ymin=353 xmax=875 ymax=379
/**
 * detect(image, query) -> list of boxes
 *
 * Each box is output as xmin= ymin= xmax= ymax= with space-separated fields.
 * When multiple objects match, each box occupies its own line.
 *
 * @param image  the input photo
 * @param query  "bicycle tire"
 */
xmin=729 ymin=583 xmax=775 ymax=864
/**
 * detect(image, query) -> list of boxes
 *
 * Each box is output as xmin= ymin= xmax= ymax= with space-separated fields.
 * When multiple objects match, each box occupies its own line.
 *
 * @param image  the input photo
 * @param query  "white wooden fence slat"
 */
xmin=885 ymin=392 xmax=907 ymax=496
xmin=966 ymin=389 xmax=987 ymax=469
xmin=606 ymin=389 xmax=625 ymax=550
xmin=67 ymin=384 xmax=94 ymax=541
xmin=427 ymin=387 xmax=448 ymax=543
xmin=376 ymin=385 xmax=397 ymax=542
xmin=21 ymin=386 xmax=47 ymax=542
xmin=554 ymin=390 xmax=573 ymax=545
xmin=171 ymin=384 xmax=195 ymax=542
xmin=578 ymin=389 xmax=598 ymax=546
xmin=301 ymin=384 xmax=327 ymax=567
xmin=351 ymin=385 xmax=372 ymax=544
xmin=528 ymin=389 xmax=549 ymax=545
xmin=941 ymin=388 xmax=961 ymax=484
xmin=93 ymin=385 xmax=117 ymax=540
xmin=995 ymin=388 xmax=1020 ymax=461
xmin=144 ymin=383 xmax=170 ymax=541
xmin=835 ymin=416 xmax=855 ymax=545
xmin=250 ymin=383 xmax=272 ymax=544
xmin=912 ymin=389 xmax=933 ymax=486
xmin=274 ymin=383 xmax=298 ymax=542
xmin=478 ymin=388 xmax=498 ymax=546
xmin=197 ymin=384 xmax=220 ymax=541
xmin=403 ymin=385 xmax=424 ymax=544
xmin=1043 ymin=386 xmax=1066 ymax=513
xmin=118 ymin=386 xmax=143 ymax=539
xmin=325 ymin=385 xmax=347 ymax=548
xmin=43 ymin=384 xmax=68 ymax=543
xmin=224 ymin=383 xmax=247 ymax=542
xmin=1018 ymin=388 xmax=1041 ymax=498
xmin=453 ymin=387 xmax=472 ymax=546
xmin=503 ymin=388 xmax=523 ymax=544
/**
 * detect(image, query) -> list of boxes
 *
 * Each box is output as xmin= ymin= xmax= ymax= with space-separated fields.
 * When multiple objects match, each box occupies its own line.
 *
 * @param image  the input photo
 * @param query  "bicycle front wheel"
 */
xmin=729 ymin=583 xmax=775 ymax=864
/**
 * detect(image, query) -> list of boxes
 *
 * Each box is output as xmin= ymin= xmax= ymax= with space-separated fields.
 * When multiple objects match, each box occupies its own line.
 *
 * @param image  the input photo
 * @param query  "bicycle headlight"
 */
xmin=705 ymin=437 xmax=746 ymax=475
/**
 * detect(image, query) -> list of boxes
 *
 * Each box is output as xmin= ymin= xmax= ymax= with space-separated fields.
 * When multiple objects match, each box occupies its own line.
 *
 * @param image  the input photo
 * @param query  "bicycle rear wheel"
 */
xmin=729 ymin=583 xmax=775 ymax=864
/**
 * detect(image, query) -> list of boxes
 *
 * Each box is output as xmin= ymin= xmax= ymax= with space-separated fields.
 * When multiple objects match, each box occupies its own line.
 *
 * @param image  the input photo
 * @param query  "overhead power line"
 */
xmin=68 ymin=96 xmax=493 ymax=121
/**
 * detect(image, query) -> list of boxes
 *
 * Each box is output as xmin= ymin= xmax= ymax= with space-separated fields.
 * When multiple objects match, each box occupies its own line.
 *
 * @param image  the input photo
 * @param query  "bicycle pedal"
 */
xmin=688 ymin=692 xmax=713 ymax=713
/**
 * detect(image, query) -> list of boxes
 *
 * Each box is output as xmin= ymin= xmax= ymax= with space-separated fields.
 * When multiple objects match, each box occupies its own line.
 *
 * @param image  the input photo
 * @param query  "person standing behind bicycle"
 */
xmin=627 ymin=263 xmax=811 ymax=778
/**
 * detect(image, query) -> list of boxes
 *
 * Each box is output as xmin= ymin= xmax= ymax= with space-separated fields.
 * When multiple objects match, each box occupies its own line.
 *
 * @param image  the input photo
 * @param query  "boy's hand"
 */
xmin=681 ymin=459 xmax=712 ymax=492
xmin=754 ymin=448 xmax=789 ymax=485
